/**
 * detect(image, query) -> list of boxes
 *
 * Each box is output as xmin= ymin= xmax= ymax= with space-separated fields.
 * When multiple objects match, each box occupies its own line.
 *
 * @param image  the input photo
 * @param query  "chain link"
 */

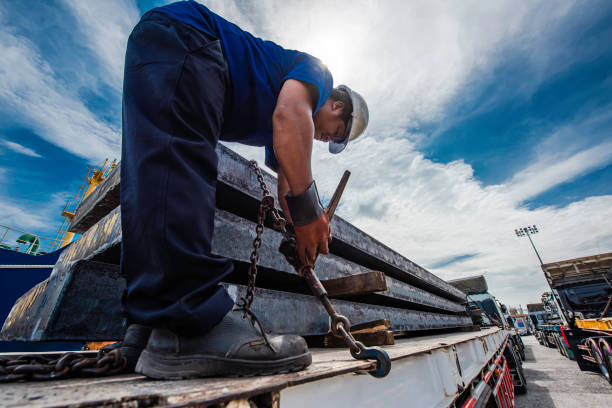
xmin=0 ymin=343 xmax=126 ymax=383
xmin=244 ymin=161 xmax=287 ymax=311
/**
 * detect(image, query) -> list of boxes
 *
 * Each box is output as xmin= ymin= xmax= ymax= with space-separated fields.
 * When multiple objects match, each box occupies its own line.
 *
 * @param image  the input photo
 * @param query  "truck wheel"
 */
xmin=513 ymin=357 xmax=528 ymax=394
xmin=598 ymin=339 xmax=612 ymax=385
xmin=506 ymin=343 xmax=527 ymax=394
xmin=518 ymin=341 xmax=526 ymax=361
xmin=515 ymin=336 xmax=526 ymax=361
xmin=547 ymin=334 xmax=556 ymax=348
xmin=554 ymin=334 xmax=566 ymax=358
xmin=541 ymin=332 xmax=551 ymax=348
xmin=588 ymin=338 xmax=611 ymax=384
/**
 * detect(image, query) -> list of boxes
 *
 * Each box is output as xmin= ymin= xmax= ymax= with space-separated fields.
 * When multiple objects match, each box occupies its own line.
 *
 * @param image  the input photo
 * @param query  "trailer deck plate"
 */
xmin=0 ymin=328 xmax=503 ymax=408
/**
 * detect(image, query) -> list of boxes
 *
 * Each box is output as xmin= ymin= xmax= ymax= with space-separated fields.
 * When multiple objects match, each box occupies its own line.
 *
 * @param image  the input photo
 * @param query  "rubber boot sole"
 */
xmin=135 ymin=349 xmax=312 ymax=379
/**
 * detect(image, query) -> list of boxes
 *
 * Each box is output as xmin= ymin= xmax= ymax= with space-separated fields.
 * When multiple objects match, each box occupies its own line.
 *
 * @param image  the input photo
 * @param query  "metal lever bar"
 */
xmin=326 ymin=170 xmax=351 ymax=220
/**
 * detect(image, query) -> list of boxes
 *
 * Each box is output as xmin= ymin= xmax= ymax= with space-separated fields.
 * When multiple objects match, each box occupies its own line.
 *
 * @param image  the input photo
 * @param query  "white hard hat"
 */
xmin=329 ymin=85 xmax=369 ymax=154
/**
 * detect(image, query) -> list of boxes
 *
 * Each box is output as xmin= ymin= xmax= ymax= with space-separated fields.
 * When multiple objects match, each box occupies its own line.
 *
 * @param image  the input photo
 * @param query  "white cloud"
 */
xmin=61 ymin=0 xmax=140 ymax=91
xmin=0 ymin=164 xmax=69 ymax=251
xmin=0 ymin=20 xmax=119 ymax=163
xmin=501 ymin=140 xmax=612 ymax=203
xmin=309 ymin=137 xmax=612 ymax=306
xmin=0 ymin=189 xmax=69 ymax=251
xmin=0 ymin=138 xmax=41 ymax=157
xmin=204 ymin=0 xmax=579 ymax=138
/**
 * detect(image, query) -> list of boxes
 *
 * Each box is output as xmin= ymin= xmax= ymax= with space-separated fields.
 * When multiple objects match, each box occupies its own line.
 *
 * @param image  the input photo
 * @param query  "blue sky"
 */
xmin=0 ymin=0 xmax=611 ymax=306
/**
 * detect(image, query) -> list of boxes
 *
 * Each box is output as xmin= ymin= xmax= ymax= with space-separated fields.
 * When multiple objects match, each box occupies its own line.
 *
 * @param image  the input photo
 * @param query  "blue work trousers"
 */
xmin=120 ymin=12 xmax=234 ymax=336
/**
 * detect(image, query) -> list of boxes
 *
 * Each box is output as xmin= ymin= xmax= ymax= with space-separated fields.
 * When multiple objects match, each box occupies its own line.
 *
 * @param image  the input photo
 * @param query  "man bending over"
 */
xmin=120 ymin=0 xmax=368 ymax=379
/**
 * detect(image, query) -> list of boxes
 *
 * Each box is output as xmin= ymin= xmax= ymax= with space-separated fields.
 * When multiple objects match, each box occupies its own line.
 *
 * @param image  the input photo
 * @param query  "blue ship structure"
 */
xmin=0 ymin=243 xmax=83 ymax=352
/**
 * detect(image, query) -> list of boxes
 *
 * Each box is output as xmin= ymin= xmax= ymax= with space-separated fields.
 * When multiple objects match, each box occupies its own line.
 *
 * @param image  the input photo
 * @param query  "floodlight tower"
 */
xmin=514 ymin=225 xmax=543 ymax=264
xmin=514 ymin=225 xmax=568 ymax=325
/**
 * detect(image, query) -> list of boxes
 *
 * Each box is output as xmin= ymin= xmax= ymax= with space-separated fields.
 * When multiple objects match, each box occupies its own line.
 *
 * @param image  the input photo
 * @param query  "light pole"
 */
xmin=514 ymin=225 xmax=569 ymax=325
xmin=514 ymin=225 xmax=544 ymax=264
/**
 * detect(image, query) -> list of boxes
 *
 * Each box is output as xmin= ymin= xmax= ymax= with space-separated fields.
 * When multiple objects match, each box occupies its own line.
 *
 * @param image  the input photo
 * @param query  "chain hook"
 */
xmin=349 ymin=342 xmax=392 ymax=378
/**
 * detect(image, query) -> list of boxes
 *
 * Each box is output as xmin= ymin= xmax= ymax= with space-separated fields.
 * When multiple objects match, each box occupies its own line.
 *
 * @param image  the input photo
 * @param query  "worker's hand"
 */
xmin=294 ymin=211 xmax=331 ymax=268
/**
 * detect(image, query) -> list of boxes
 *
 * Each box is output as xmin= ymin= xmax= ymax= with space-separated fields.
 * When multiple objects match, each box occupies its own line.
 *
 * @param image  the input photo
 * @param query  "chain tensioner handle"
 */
xmin=281 ymin=170 xmax=392 ymax=378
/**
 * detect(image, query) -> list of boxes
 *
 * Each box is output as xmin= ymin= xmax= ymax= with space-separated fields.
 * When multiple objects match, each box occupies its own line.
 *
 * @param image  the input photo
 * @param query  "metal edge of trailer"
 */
xmin=280 ymin=328 xmax=508 ymax=408
xmin=0 ymin=328 xmax=506 ymax=408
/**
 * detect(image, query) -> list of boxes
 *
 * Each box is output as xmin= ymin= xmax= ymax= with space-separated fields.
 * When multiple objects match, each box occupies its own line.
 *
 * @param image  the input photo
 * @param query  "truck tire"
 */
xmin=513 ymin=361 xmax=527 ymax=394
xmin=517 ymin=339 xmax=526 ymax=361
xmin=506 ymin=342 xmax=527 ymax=394
xmin=541 ymin=332 xmax=550 ymax=348
xmin=514 ymin=335 xmax=526 ymax=361
xmin=588 ymin=338 xmax=611 ymax=384
xmin=546 ymin=333 xmax=556 ymax=348
xmin=554 ymin=334 xmax=567 ymax=358
xmin=598 ymin=339 xmax=612 ymax=386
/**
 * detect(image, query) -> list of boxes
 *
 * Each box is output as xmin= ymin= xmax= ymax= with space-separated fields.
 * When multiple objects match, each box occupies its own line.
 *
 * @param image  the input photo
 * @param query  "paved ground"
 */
xmin=515 ymin=335 xmax=612 ymax=407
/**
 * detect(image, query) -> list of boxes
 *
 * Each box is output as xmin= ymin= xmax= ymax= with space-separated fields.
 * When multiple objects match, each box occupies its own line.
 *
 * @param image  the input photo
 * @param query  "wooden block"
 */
xmin=350 ymin=318 xmax=391 ymax=334
xmin=321 ymin=271 xmax=387 ymax=297
xmin=323 ymin=330 xmax=395 ymax=348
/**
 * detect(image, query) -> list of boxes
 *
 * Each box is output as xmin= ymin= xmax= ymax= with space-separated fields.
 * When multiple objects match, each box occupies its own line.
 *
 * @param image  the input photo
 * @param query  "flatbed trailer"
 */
xmin=0 ymin=328 xmax=522 ymax=408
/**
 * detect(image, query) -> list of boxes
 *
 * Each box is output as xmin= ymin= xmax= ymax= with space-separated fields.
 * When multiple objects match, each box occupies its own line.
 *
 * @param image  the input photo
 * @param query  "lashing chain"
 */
xmin=243 ymin=160 xmax=287 ymax=311
xmin=0 ymin=343 xmax=126 ymax=383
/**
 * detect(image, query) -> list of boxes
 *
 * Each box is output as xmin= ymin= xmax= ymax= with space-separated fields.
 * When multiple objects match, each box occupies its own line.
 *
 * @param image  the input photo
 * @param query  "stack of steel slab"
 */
xmin=1 ymin=145 xmax=470 ymax=342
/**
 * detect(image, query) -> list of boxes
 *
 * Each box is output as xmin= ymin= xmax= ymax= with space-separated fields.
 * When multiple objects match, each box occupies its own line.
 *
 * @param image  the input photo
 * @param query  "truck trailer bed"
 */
xmin=1 ymin=328 xmax=505 ymax=408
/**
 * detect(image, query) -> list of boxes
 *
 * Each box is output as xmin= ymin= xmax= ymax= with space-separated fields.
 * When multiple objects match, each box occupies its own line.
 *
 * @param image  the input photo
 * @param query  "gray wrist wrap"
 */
xmin=285 ymin=181 xmax=324 ymax=226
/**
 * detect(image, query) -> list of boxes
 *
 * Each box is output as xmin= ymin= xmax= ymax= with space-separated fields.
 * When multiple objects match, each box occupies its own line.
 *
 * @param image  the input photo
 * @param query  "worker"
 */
xmin=120 ymin=0 xmax=368 ymax=379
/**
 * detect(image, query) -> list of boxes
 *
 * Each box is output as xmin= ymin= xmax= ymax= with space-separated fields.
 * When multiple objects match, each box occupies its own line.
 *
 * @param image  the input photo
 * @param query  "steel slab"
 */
xmin=69 ymin=165 xmax=120 ymax=234
xmin=47 ymin=205 xmax=466 ymax=314
xmin=216 ymin=145 xmax=465 ymax=301
xmin=1 ymin=257 xmax=470 ymax=340
xmin=68 ymin=145 xmax=464 ymax=301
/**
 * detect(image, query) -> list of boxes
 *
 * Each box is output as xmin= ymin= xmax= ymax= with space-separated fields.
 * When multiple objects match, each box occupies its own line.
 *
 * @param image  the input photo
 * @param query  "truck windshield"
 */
xmin=557 ymin=281 xmax=612 ymax=318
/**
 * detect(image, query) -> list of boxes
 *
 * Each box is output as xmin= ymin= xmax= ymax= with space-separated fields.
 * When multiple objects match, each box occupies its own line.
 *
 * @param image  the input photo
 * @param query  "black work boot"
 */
xmin=120 ymin=324 xmax=152 ymax=372
xmin=135 ymin=308 xmax=311 ymax=379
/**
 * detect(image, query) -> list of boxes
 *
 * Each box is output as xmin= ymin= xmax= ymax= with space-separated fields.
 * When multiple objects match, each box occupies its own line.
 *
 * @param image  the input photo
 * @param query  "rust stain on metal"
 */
xmin=479 ymin=337 xmax=488 ymax=354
